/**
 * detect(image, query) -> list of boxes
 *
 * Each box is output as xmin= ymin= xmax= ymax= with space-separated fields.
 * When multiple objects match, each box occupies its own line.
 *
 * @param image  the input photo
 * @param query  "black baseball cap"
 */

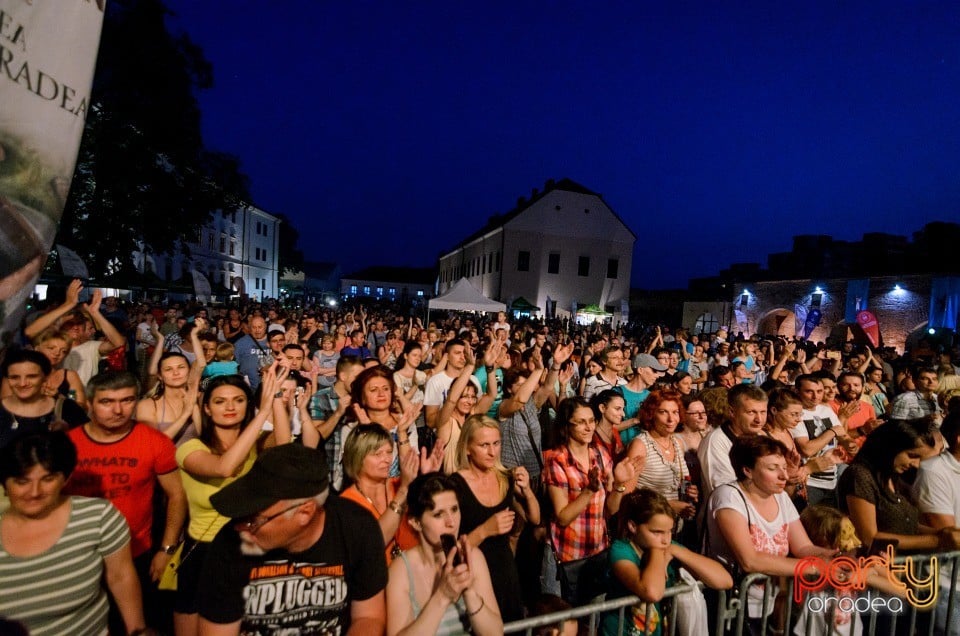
xmin=210 ymin=444 xmax=330 ymax=519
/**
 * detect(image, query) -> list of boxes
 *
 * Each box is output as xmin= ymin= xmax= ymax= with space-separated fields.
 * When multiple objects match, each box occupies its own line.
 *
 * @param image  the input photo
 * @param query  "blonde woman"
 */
xmin=450 ymin=415 xmax=539 ymax=622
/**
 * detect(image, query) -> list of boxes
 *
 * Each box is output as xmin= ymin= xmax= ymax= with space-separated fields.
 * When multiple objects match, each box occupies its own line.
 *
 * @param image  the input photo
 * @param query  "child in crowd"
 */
xmin=201 ymin=342 xmax=239 ymax=381
xmin=796 ymin=505 xmax=905 ymax=636
xmin=603 ymin=488 xmax=732 ymax=636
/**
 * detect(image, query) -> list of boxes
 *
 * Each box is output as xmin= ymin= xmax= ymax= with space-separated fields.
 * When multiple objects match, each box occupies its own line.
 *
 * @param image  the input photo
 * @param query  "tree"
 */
xmin=274 ymin=212 xmax=305 ymax=276
xmin=56 ymin=0 xmax=249 ymax=277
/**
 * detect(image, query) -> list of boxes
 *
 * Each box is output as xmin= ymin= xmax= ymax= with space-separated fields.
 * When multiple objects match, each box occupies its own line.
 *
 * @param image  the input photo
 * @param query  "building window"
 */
xmin=606 ymin=258 xmax=618 ymax=279
xmin=417 ymin=290 xmax=424 ymax=297
xmin=229 ymin=241 xmax=235 ymax=256
xmin=350 ymin=285 xmax=358 ymax=296
xmin=811 ymin=293 xmax=823 ymax=308
xmin=207 ymin=233 xmax=215 ymax=251
xmin=496 ymin=252 xmax=501 ymax=272
xmin=578 ymin=256 xmax=590 ymax=277
xmin=389 ymin=287 xmax=396 ymax=297
xmin=517 ymin=251 xmax=530 ymax=272
xmin=487 ymin=253 xmax=493 ymax=272
xmin=694 ymin=312 xmax=719 ymax=335
xmin=548 ymin=253 xmax=560 ymax=274
xmin=363 ymin=286 xmax=371 ymax=295
xmin=254 ymin=278 xmax=260 ymax=290
xmin=376 ymin=287 xmax=383 ymax=296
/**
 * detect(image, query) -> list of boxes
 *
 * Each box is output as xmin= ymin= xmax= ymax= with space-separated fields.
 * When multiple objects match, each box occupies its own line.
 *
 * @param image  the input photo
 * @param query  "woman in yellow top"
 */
xmin=173 ymin=364 xmax=290 ymax=636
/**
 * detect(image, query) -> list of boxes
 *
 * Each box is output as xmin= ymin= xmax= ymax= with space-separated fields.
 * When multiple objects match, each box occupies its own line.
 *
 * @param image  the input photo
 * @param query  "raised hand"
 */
xmin=552 ymin=341 xmax=575 ymax=366
xmin=420 ymin=437 xmax=446 ymax=474
xmin=65 ymin=278 xmax=83 ymax=308
xmin=352 ymin=403 xmax=372 ymax=424
xmin=399 ymin=445 xmax=419 ymax=486
xmin=84 ymin=288 xmax=103 ymax=314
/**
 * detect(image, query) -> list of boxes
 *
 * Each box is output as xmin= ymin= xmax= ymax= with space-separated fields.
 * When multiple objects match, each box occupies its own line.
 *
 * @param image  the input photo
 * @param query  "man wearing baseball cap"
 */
xmin=196 ymin=444 xmax=387 ymax=635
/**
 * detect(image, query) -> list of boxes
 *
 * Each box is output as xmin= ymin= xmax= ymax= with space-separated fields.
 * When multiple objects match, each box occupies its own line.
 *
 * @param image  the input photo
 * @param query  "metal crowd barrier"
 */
xmin=503 ymin=550 xmax=960 ymax=636
xmin=503 ymin=581 xmax=701 ymax=635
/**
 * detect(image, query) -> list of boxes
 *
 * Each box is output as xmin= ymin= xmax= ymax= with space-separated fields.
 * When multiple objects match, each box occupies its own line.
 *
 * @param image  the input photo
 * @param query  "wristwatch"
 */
xmin=159 ymin=544 xmax=179 ymax=555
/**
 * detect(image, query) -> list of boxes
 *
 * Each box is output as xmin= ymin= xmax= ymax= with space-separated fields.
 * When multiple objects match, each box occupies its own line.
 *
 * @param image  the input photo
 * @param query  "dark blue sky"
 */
xmin=164 ymin=1 xmax=960 ymax=289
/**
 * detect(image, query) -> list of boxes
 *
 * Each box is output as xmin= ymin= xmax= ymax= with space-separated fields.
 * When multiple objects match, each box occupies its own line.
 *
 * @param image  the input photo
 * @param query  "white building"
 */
xmin=136 ymin=203 xmax=280 ymax=300
xmin=437 ymin=179 xmax=635 ymax=320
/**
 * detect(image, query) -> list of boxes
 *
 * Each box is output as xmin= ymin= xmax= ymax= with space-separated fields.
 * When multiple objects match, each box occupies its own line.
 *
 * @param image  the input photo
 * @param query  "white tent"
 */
xmin=428 ymin=278 xmax=506 ymax=313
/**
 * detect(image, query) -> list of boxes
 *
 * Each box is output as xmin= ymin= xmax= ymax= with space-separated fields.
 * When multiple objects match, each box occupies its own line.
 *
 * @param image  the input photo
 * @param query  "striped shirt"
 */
xmin=633 ymin=432 xmax=689 ymax=500
xmin=0 ymin=497 xmax=129 ymax=636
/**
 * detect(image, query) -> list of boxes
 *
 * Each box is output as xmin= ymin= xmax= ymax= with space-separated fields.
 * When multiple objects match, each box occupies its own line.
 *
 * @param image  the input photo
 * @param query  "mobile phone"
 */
xmin=440 ymin=534 xmax=463 ymax=567
xmin=826 ymin=351 xmax=842 ymax=360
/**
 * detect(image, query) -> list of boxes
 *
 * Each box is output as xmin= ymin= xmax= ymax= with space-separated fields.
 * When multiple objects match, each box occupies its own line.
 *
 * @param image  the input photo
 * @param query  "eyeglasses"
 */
xmin=234 ymin=502 xmax=303 ymax=534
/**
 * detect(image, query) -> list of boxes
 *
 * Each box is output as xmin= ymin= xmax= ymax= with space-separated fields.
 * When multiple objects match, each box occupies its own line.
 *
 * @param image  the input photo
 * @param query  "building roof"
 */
xmin=342 ymin=265 xmax=435 ymax=284
xmin=442 ymin=177 xmax=635 ymax=256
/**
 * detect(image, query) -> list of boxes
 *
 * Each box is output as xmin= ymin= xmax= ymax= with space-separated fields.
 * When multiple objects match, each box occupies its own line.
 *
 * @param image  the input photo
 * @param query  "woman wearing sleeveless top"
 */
xmin=625 ymin=389 xmax=698 ymax=521
xmin=136 ymin=351 xmax=202 ymax=446
xmin=450 ymin=415 xmax=539 ymax=622
xmin=436 ymin=347 xmax=497 ymax=474
xmin=29 ymin=329 xmax=87 ymax=409
xmin=386 ymin=473 xmax=502 ymax=636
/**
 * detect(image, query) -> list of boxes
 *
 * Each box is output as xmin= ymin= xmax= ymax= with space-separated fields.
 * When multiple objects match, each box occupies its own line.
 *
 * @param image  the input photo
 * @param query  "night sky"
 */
xmin=163 ymin=1 xmax=960 ymax=290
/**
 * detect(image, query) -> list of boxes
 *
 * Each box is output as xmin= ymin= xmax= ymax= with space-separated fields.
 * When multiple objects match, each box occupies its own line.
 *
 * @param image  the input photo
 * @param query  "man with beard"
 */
xmin=830 ymin=371 xmax=878 ymax=444
xmin=197 ymin=444 xmax=386 ymax=635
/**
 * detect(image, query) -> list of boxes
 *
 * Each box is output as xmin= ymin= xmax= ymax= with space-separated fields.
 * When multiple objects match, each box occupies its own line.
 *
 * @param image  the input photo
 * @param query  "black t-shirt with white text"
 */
xmin=198 ymin=495 xmax=387 ymax=635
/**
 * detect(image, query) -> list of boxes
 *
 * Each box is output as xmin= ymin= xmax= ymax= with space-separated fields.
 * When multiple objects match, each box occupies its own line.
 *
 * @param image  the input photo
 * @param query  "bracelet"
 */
xmin=614 ymin=483 xmax=627 ymax=493
xmin=468 ymin=594 xmax=486 ymax=617
xmin=159 ymin=544 xmax=179 ymax=555
xmin=388 ymin=500 xmax=405 ymax=515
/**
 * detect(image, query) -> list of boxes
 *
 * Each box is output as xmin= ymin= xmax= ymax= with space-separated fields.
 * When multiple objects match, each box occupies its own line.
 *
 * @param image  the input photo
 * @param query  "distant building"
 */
xmin=682 ymin=222 xmax=960 ymax=351
xmin=135 ymin=203 xmax=280 ymax=301
xmin=341 ymin=266 xmax=435 ymax=304
xmin=437 ymin=178 xmax=635 ymax=321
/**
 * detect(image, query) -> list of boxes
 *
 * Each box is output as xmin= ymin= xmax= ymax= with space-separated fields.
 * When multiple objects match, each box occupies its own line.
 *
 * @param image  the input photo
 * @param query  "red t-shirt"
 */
xmin=66 ymin=423 xmax=178 ymax=557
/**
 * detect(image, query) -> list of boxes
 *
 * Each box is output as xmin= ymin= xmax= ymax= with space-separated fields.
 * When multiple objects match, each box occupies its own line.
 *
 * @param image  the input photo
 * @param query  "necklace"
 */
xmin=646 ymin=432 xmax=682 ymax=488
xmin=355 ymin=481 xmax=386 ymax=515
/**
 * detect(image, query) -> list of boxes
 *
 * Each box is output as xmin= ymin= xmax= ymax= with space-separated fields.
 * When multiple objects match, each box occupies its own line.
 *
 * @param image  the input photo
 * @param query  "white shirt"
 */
xmin=697 ymin=425 xmax=737 ymax=501
xmin=790 ymin=404 xmax=842 ymax=490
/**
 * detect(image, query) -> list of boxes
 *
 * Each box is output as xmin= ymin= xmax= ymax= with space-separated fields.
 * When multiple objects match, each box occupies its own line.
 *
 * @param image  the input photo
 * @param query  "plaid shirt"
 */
xmin=308 ymin=386 xmax=347 ymax=491
xmin=543 ymin=444 xmax=612 ymax=562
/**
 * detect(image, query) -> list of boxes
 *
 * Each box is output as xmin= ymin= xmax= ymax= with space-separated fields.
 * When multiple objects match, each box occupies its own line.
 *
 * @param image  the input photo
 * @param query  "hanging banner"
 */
xmin=802 ymin=308 xmax=821 ymax=339
xmin=856 ymin=310 xmax=880 ymax=348
xmin=0 ymin=1 xmax=106 ymax=337
xmin=191 ymin=269 xmax=212 ymax=302
xmin=734 ymin=309 xmax=748 ymax=334
xmin=794 ymin=304 xmax=807 ymax=339
xmin=845 ymin=279 xmax=870 ymax=324
xmin=55 ymin=243 xmax=89 ymax=279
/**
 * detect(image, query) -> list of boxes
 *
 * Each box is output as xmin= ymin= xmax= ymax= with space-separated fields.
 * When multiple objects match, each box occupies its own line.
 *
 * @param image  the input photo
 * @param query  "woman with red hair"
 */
xmin=625 ymin=389 xmax=698 ymax=521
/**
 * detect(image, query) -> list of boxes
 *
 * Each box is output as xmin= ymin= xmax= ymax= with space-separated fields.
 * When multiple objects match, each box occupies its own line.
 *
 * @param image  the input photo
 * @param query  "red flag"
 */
xmin=856 ymin=310 xmax=880 ymax=348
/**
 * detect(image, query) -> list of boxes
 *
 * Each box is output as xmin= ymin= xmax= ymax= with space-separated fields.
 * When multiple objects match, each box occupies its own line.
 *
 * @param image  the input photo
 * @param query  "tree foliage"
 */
xmin=57 ymin=0 xmax=249 ymax=277
xmin=274 ymin=212 xmax=305 ymax=276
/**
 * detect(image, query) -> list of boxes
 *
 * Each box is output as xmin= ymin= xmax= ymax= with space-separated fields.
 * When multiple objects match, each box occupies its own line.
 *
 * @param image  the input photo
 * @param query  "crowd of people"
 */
xmin=2 ymin=281 xmax=960 ymax=636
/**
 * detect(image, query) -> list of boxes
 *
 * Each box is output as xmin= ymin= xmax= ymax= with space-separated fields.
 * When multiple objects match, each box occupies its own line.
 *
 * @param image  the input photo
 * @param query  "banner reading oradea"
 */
xmin=0 ymin=0 xmax=106 ymax=338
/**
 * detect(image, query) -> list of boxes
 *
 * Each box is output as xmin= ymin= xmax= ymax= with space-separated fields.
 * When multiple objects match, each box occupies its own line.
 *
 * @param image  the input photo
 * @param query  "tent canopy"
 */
xmin=428 ymin=278 xmax=505 ymax=312
xmin=510 ymin=296 xmax=540 ymax=311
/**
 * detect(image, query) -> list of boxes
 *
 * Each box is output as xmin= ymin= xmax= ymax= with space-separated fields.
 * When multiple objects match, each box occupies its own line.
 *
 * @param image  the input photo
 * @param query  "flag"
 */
xmin=0 ymin=1 xmax=106 ymax=338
